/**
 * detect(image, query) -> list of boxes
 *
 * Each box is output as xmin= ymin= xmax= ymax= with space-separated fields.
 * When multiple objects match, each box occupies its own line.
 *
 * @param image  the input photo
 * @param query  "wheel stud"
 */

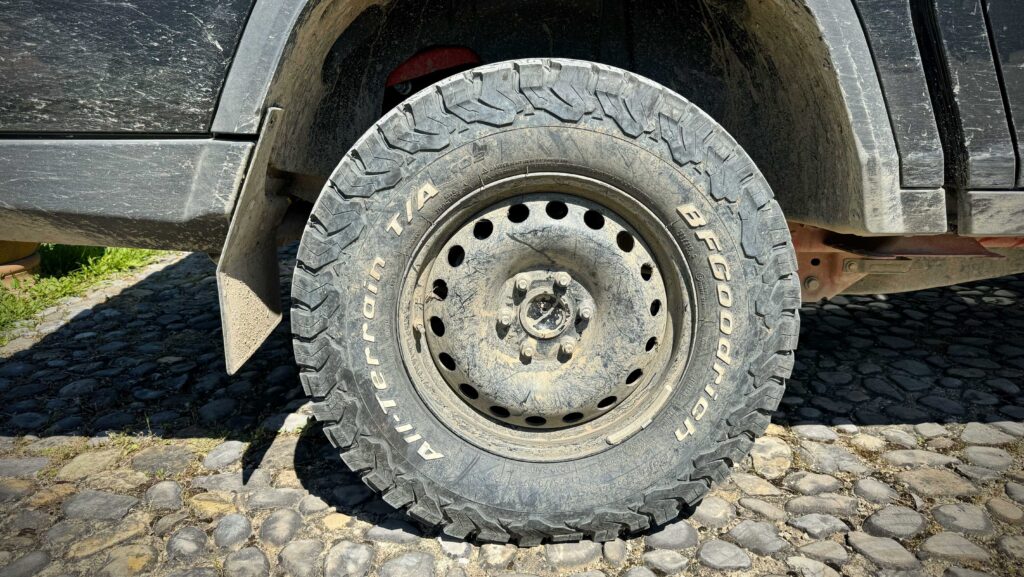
xmin=559 ymin=338 xmax=576 ymax=356
xmin=579 ymin=306 xmax=593 ymax=321
xmin=515 ymin=276 xmax=530 ymax=294
xmin=414 ymin=322 xmax=426 ymax=335
xmin=520 ymin=338 xmax=537 ymax=359
xmin=554 ymin=271 xmax=572 ymax=288
xmin=498 ymin=308 xmax=514 ymax=328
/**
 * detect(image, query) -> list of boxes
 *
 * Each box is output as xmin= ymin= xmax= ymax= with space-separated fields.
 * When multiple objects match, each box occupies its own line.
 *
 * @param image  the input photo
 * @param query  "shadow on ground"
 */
xmin=1 ymin=249 xmax=1023 ymax=541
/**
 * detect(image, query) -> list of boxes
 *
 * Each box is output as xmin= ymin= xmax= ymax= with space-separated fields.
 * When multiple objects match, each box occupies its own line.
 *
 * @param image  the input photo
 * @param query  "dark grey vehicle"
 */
xmin=3 ymin=0 xmax=1024 ymax=544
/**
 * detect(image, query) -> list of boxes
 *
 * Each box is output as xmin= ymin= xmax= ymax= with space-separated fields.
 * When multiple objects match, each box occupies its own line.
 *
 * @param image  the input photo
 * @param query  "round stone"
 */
xmin=544 ymin=541 xmax=601 ymax=568
xmin=898 ymin=469 xmax=978 ymax=497
xmin=279 ymin=540 xmax=324 ymax=577
xmin=792 ymin=424 xmax=839 ymax=442
xmin=379 ymin=552 xmax=435 ymax=577
xmin=863 ymin=505 xmax=927 ymax=539
xmin=915 ymin=422 xmax=949 ymax=438
xmin=788 ymin=514 xmax=849 ymax=539
xmin=203 ymin=440 xmax=247 ymax=471
xmin=259 ymin=508 xmax=302 ymax=546
xmin=964 ymin=446 xmax=1013 ymax=471
xmin=750 ymin=437 xmax=792 ymax=479
xmin=788 ymin=556 xmax=839 ymax=577
xmin=99 ymin=544 xmax=158 ymax=577
xmin=932 ymin=503 xmax=994 ymax=535
xmin=785 ymin=494 xmax=859 ymax=517
xmin=918 ymin=532 xmax=990 ymax=563
xmin=364 ymin=521 xmax=420 ymax=544
xmin=726 ymin=520 xmax=791 ymax=556
xmin=0 ymin=551 xmax=50 ymax=577
xmin=1008 ymin=481 xmax=1024 ymax=505
xmin=882 ymin=449 xmax=959 ymax=467
xmin=846 ymin=531 xmax=920 ymax=570
xmin=645 ymin=519 xmax=698 ymax=550
xmin=691 ymin=496 xmax=736 ymax=528
xmin=144 ymin=480 xmax=183 ymax=511
xmin=987 ymin=497 xmax=1024 ymax=524
xmin=213 ymin=514 xmax=252 ymax=550
xmin=850 ymin=434 xmax=886 ymax=452
xmin=603 ymin=539 xmax=627 ymax=566
xmin=961 ymin=422 xmax=1015 ymax=445
xmin=698 ymin=540 xmax=750 ymax=570
xmin=62 ymin=490 xmax=138 ymax=520
xmin=642 ymin=549 xmax=687 ymax=574
xmin=167 ymin=526 xmax=208 ymax=560
xmin=131 ymin=444 xmax=195 ymax=475
xmin=325 ymin=540 xmax=374 ymax=577
xmin=784 ymin=471 xmax=842 ymax=495
xmin=224 ymin=547 xmax=270 ymax=577
xmin=740 ymin=498 xmax=787 ymax=520
xmin=998 ymin=535 xmax=1024 ymax=560
xmin=854 ymin=478 xmax=897 ymax=504
xmin=798 ymin=540 xmax=848 ymax=566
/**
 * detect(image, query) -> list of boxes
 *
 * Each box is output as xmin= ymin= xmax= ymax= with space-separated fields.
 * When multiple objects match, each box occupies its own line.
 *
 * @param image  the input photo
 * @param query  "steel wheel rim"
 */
xmin=397 ymin=173 xmax=696 ymax=462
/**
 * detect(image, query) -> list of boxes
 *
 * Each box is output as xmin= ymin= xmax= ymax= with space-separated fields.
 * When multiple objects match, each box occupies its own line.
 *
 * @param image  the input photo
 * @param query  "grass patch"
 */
xmin=0 ymin=244 xmax=162 ymax=343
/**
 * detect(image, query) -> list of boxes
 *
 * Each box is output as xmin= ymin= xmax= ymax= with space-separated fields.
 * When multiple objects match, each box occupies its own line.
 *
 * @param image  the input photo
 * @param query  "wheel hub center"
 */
xmin=519 ymin=285 xmax=575 ymax=339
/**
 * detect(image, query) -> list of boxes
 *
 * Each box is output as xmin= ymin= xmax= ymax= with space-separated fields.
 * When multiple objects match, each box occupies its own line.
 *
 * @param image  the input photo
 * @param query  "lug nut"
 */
xmin=579 ymin=306 xmax=593 ymax=321
xmin=498 ymin=308 xmax=514 ymax=328
xmin=515 ymin=276 xmax=529 ymax=293
xmin=554 ymin=272 xmax=572 ymax=288
xmin=560 ymin=338 xmax=576 ymax=356
xmin=521 ymin=338 xmax=537 ymax=359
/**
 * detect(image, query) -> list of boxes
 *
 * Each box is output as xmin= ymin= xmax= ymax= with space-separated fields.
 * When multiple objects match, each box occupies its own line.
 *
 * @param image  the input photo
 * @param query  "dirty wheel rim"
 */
xmin=399 ymin=173 xmax=695 ymax=461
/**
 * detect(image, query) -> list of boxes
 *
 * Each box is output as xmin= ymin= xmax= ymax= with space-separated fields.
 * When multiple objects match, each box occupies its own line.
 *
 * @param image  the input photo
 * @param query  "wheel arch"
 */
xmin=214 ymin=0 xmax=944 ymax=236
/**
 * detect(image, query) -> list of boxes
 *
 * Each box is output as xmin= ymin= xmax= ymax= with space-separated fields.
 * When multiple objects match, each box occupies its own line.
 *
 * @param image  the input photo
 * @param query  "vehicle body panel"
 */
xmin=0 ymin=0 xmax=255 ymax=133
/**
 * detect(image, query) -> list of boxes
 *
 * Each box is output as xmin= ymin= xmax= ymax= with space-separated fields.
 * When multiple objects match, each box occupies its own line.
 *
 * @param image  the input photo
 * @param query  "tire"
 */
xmin=291 ymin=58 xmax=800 ymax=544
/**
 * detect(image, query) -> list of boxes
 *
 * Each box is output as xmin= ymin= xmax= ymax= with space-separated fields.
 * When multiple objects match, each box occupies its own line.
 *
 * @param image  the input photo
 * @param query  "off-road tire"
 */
xmin=291 ymin=58 xmax=800 ymax=544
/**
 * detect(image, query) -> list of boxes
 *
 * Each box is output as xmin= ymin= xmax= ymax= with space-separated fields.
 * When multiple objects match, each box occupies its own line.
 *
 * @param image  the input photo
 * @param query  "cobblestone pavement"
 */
xmin=1 ymin=250 xmax=1024 ymax=577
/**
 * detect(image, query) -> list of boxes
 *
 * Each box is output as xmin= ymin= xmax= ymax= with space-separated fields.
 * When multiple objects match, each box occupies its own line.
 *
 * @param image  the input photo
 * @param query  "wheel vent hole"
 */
xmin=626 ymin=368 xmax=643 ymax=384
xmin=546 ymin=201 xmax=568 ymax=220
xmin=473 ymin=219 xmax=493 ymax=240
xmin=597 ymin=396 xmax=617 ymax=409
xmin=525 ymin=416 xmax=547 ymax=426
xmin=584 ymin=210 xmax=605 ymax=230
xmin=447 ymin=245 xmax=465 ymax=267
xmin=458 ymin=383 xmax=479 ymax=399
xmin=438 ymin=352 xmax=457 ymax=371
xmin=562 ymin=412 xmax=584 ymax=423
xmin=432 ymin=279 xmax=448 ymax=300
xmin=616 ymin=231 xmax=635 ymax=252
xmin=429 ymin=316 xmax=446 ymax=337
xmin=490 ymin=406 xmax=511 ymax=418
xmin=508 ymin=204 xmax=530 ymax=223
xmin=641 ymin=263 xmax=653 ymax=281
xmin=645 ymin=337 xmax=658 ymax=351
xmin=650 ymin=299 xmax=662 ymax=316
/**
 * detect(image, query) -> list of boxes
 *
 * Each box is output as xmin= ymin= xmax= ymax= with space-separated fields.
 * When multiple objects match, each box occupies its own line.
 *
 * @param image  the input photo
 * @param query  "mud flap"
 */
xmin=217 ymin=107 xmax=289 ymax=374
